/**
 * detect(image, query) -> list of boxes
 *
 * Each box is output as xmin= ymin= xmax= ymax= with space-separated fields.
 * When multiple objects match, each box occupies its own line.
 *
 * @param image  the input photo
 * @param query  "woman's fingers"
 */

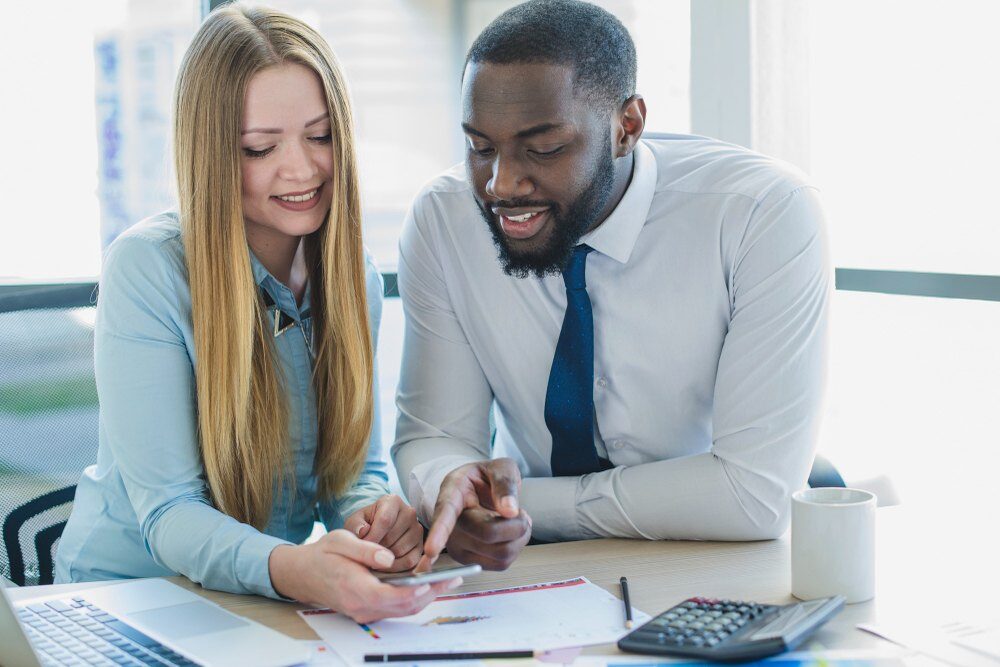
xmin=342 ymin=510 xmax=371 ymax=539
xmin=362 ymin=576 xmax=463 ymax=621
xmin=364 ymin=495 xmax=402 ymax=545
xmin=322 ymin=529 xmax=395 ymax=569
xmin=385 ymin=521 xmax=424 ymax=571
xmin=381 ymin=503 xmax=418 ymax=550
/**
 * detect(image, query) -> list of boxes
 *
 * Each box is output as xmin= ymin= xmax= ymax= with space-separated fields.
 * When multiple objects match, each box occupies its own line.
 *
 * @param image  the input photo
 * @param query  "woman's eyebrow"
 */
xmin=242 ymin=112 xmax=329 ymax=135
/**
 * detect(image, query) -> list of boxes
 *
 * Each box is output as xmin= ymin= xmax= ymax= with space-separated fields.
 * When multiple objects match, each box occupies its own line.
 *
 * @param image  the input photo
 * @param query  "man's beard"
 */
xmin=475 ymin=142 xmax=616 ymax=279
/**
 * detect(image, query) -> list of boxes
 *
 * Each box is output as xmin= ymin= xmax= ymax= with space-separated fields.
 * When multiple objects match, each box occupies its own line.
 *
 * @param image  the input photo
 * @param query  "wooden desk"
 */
xmin=9 ymin=507 xmax=995 ymax=658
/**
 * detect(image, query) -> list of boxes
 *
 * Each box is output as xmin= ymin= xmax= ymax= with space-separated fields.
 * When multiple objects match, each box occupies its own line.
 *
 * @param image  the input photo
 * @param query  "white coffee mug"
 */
xmin=791 ymin=487 xmax=876 ymax=603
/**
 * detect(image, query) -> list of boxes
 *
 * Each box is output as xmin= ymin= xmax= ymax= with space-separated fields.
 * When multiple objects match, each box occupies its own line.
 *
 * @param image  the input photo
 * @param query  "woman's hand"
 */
xmin=268 ymin=529 xmax=459 ymax=624
xmin=343 ymin=495 xmax=424 ymax=572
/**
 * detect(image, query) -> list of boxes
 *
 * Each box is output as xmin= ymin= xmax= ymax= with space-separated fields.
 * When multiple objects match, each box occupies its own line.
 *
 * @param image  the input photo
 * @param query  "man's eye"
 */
xmin=470 ymin=145 xmax=495 ymax=156
xmin=243 ymin=146 xmax=274 ymax=159
xmin=530 ymin=146 xmax=564 ymax=157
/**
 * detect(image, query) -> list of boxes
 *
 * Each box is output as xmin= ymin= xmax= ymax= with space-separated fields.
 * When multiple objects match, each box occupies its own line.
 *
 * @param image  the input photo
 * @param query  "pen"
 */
xmin=364 ymin=650 xmax=534 ymax=662
xmin=620 ymin=576 xmax=634 ymax=629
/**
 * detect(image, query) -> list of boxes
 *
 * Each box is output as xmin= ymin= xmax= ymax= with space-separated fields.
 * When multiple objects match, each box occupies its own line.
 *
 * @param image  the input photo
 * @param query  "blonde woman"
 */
xmin=55 ymin=5 xmax=455 ymax=621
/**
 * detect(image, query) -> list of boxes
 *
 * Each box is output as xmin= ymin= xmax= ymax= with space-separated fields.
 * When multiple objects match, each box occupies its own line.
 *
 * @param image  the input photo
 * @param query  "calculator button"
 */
xmin=706 ymin=622 xmax=723 ymax=631
xmin=689 ymin=636 xmax=706 ymax=646
xmin=706 ymin=637 xmax=720 ymax=647
xmin=725 ymin=623 xmax=739 ymax=633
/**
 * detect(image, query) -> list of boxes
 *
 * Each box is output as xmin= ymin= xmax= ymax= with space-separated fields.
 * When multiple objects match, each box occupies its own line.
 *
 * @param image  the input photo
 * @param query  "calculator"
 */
xmin=618 ymin=595 xmax=845 ymax=662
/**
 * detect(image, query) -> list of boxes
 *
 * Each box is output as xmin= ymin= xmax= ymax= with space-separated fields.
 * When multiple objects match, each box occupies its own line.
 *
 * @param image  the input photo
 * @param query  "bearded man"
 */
xmin=392 ymin=0 xmax=830 ymax=571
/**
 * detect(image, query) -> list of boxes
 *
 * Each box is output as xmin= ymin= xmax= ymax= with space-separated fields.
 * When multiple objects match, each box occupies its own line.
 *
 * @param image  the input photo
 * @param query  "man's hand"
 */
xmin=343 ymin=495 xmax=423 ymax=572
xmin=416 ymin=458 xmax=532 ymax=572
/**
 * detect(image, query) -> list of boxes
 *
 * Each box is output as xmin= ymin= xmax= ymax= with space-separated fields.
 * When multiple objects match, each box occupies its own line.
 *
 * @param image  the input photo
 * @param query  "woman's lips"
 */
xmin=271 ymin=184 xmax=323 ymax=212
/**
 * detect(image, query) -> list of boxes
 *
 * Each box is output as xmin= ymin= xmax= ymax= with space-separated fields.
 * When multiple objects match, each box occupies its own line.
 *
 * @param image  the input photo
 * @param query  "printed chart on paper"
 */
xmin=298 ymin=577 xmax=650 ymax=663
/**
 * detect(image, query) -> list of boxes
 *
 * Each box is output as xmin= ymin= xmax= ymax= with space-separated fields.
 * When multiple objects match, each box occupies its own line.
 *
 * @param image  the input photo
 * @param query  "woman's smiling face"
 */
xmin=240 ymin=62 xmax=334 ymax=246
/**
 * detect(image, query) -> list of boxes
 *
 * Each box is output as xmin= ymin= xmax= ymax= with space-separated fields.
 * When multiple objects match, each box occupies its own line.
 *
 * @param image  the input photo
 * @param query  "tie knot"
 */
xmin=563 ymin=244 xmax=593 ymax=289
xmin=562 ymin=244 xmax=593 ymax=291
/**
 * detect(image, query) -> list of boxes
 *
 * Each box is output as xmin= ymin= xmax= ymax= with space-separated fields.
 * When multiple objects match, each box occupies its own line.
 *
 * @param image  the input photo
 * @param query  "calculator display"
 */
xmin=748 ymin=598 xmax=830 ymax=640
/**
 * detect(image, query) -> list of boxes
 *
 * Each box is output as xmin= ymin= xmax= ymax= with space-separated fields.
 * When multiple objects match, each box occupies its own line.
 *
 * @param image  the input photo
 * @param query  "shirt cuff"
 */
xmin=237 ymin=532 xmax=294 ymax=600
xmin=407 ymin=455 xmax=477 ymax=525
xmin=519 ymin=476 xmax=584 ymax=542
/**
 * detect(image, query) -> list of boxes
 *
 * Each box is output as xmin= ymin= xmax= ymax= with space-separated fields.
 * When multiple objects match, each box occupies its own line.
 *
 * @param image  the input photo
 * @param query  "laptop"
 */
xmin=1 ymin=577 xmax=309 ymax=667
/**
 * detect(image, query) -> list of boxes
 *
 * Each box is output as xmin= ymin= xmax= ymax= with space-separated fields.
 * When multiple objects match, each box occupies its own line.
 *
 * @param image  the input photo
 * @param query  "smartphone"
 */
xmin=378 ymin=563 xmax=482 ymax=587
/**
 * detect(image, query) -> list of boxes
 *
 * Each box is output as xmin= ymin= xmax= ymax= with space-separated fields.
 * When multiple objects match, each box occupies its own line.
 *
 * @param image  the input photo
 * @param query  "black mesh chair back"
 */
xmin=0 ymin=284 xmax=99 ymax=586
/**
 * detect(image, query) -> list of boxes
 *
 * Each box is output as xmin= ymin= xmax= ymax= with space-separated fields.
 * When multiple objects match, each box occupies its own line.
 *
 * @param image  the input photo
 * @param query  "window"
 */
xmin=0 ymin=2 xmax=199 ymax=281
xmin=806 ymin=1 xmax=1000 ymax=508
xmin=809 ymin=1 xmax=1000 ymax=276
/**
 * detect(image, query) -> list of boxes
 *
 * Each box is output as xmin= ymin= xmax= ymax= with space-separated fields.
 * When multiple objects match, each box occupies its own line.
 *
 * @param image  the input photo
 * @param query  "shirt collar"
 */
xmin=577 ymin=140 xmax=657 ymax=265
xmin=248 ymin=248 xmax=310 ymax=321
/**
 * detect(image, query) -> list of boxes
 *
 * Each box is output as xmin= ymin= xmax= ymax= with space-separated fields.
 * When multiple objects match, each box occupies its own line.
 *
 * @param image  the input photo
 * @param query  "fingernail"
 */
xmin=374 ymin=550 xmax=394 ymax=567
xmin=414 ymin=584 xmax=430 ymax=596
xmin=356 ymin=522 xmax=368 ymax=536
xmin=447 ymin=577 xmax=463 ymax=590
xmin=501 ymin=496 xmax=518 ymax=512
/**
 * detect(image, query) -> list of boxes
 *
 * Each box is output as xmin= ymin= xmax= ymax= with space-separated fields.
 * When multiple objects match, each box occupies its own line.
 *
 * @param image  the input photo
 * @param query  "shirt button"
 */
xmin=596 ymin=377 xmax=608 ymax=388
xmin=613 ymin=441 xmax=625 ymax=450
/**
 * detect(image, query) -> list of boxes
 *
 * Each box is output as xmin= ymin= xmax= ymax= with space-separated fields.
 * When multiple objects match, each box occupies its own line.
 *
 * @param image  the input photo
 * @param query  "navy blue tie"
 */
xmin=545 ymin=245 xmax=606 ymax=476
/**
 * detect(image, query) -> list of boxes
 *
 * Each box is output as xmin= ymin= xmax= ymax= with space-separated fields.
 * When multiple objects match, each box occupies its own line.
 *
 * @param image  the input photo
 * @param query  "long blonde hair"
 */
xmin=173 ymin=4 xmax=373 ymax=529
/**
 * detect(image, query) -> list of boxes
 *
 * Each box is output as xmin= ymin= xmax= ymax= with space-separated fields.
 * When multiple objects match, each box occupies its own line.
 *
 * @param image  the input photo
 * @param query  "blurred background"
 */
xmin=1 ymin=0 xmax=997 ymax=551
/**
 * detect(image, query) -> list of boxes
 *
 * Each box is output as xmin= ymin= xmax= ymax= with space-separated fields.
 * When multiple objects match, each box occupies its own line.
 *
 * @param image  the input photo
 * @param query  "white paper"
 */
xmin=298 ymin=577 xmax=650 ymax=664
xmin=859 ymin=621 xmax=1000 ymax=667
xmin=294 ymin=641 xmax=349 ymax=666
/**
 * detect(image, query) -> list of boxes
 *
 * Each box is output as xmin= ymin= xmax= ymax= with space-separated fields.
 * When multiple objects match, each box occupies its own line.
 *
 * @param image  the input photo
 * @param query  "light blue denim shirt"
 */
xmin=55 ymin=212 xmax=389 ymax=598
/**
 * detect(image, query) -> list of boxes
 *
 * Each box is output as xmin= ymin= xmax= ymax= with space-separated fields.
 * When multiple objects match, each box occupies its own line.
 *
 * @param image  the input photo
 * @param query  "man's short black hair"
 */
xmin=466 ymin=0 xmax=637 ymax=114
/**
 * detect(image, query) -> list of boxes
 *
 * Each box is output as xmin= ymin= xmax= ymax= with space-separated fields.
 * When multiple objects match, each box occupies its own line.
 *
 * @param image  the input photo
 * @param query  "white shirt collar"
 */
xmin=578 ymin=140 xmax=658 ymax=265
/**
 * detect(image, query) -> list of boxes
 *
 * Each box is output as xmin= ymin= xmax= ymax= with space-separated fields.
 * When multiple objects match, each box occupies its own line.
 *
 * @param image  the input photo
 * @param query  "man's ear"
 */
xmin=614 ymin=94 xmax=646 ymax=157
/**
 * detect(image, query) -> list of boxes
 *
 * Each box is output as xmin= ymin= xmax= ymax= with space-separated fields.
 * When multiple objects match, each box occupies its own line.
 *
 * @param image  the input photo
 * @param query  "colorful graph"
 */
xmin=422 ymin=615 xmax=490 ymax=626
xmin=358 ymin=622 xmax=381 ymax=639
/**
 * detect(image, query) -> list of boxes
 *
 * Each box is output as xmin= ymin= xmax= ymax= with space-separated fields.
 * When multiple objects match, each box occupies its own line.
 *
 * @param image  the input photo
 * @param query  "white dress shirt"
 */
xmin=392 ymin=135 xmax=830 ymax=543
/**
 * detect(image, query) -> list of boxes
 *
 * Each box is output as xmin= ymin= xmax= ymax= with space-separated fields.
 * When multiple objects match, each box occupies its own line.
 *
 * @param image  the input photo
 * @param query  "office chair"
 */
xmin=0 ymin=283 xmax=99 ymax=586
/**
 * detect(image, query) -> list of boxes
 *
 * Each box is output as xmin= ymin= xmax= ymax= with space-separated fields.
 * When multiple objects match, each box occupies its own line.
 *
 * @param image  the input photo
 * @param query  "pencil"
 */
xmin=620 ymin=576 xmax=634 ymax=629
xmin=364 ymin=650 xmax=534 ymax=662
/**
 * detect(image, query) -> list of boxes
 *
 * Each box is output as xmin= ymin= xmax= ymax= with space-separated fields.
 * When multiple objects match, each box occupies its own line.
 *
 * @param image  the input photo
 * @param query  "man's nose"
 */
xmin=485 ymin=155 xmax=534 ymax=201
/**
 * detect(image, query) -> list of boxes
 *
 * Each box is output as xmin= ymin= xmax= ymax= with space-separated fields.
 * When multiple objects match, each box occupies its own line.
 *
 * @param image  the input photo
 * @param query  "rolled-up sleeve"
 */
xmin=96 ymin=235 xmax=289 ymax=598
